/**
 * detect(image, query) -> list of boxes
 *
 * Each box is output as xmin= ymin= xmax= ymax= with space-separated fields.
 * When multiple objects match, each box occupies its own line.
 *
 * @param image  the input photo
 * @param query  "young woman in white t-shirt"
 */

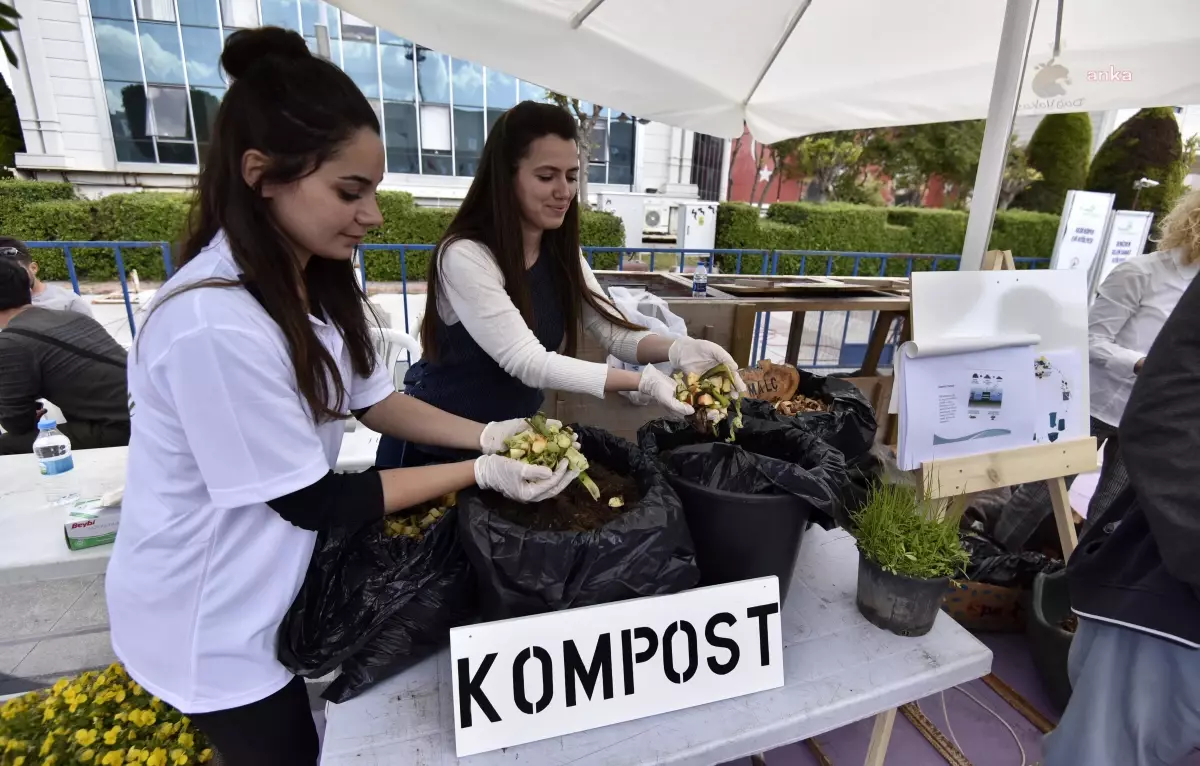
xmin=375 ymin=101 xmax=748 ymax=469
xmin=105 ymin=27 xmax=573 ymax=765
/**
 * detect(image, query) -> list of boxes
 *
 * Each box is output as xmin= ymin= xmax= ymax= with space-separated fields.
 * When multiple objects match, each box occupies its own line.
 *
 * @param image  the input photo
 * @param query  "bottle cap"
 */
xmin=37 ymin=416 xmax=57 ymax=431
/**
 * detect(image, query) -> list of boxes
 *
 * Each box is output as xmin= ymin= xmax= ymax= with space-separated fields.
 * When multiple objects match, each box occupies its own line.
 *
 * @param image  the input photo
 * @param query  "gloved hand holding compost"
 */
xmin=669 ymin=338 xmax=749 ymax=394
xmin=672 ymin=364 xmax=744 ymax=440
xmin=500 ymin=413 xmax=603 ymax=501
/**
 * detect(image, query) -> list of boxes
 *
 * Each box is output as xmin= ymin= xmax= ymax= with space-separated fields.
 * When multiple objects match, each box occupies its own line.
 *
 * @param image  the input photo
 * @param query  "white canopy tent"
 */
xmin=331 ymin=0 xmax=1200 ymax=268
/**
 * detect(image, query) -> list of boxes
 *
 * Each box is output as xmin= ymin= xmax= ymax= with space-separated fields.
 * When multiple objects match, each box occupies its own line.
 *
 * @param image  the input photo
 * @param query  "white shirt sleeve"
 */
xmin=580 ymin=257 xmax=653 ymax=364
xmin=1089 ymin=261 xmax=1150 ymax=376
xmin=350 ymin=348 xmax=398 ymax=412
xmin=150 ymin=325 xmax=331 ymax=509
xmin=437 ymin=241 xmax=610 ymax=399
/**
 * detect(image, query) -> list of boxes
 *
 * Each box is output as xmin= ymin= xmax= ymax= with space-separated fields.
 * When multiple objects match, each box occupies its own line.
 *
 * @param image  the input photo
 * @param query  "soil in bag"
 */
xmin=490 ymin=464 xmax=640 ymax=532
xmin=458 ymin=425 xmax=699 ymax=619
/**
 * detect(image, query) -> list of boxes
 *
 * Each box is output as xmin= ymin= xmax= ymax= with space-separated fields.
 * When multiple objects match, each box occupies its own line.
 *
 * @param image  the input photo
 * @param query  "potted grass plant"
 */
xmin=852 ymin=481 xmax=969 ymax=637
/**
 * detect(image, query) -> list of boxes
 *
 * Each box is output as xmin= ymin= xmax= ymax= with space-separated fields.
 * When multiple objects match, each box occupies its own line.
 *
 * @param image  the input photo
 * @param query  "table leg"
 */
xmin=750 ymin=754 xmax=768 ymax=766
xmin=861 ymin=312 xmax=897 ymax=377
xmin=1046 ymin=476 xmax=1079 ymax=561
xmin=732 ymin=303 xmax=759 ymax=368
xmin=783 ymin=312 xmax=807 ymax=366
xmin=863 ymin=708 xmax=897 ymax=766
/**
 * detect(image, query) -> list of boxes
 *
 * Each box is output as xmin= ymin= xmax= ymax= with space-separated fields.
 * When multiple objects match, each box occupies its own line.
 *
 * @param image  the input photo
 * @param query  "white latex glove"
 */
xmin=668 ymin=338 xmax=749 ymax=394
xmin=639 ymin=366 xmax=695 ymax=418
xmin=474 ymin=455 xmax=578 ymax=503
xmin=479 ymin=418 xmax=534 ymax=455
xmin=480 ymin=417 xmax=580 ymax=454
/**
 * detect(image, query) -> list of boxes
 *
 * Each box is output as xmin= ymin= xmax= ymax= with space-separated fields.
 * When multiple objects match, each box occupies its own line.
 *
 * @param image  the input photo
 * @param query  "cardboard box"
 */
xmin=64 ymin=498 xmax=121 ymax=551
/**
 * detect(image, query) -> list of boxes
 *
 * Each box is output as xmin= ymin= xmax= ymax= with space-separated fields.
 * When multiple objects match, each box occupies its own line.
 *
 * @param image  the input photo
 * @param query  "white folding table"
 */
xmin=320 ymin=526 xmax=993 ymax=766
xmin=0 ymin=426 xmax=383 ymax=585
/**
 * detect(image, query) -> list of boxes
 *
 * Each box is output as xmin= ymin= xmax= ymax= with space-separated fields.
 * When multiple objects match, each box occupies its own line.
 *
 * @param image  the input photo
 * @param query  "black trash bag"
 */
xmin=457 ymin=425 xmax=699 ymax=620
xmin=278 ymin=509 xmax=477 ymax=703
xmin=743 ymin=370 xmax=877 ymax=462
xmin=960 ymin=529 xmax=1063 ymax=589
xmin=638 ymin=414 xmax=847 ymax=528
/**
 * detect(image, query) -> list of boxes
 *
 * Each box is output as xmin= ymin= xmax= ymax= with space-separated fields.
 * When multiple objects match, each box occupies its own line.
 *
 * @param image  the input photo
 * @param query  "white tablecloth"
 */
xmin=320 ymin=527 xmax=993 ymax=766
xmin=0 ymin=427 xmax=383 ymax=585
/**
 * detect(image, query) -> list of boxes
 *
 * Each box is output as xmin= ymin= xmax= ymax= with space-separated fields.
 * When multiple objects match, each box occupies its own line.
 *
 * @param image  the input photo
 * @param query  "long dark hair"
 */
xmin=421 ymin=101 xmax=641 ymax=361
xmin=151 ymin=27 xmax=379 ymax=421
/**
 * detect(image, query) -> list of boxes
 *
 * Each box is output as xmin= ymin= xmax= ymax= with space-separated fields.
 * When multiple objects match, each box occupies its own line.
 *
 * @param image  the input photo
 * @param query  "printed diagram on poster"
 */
xmin=897 ymin=338 xmax=1038 ymax=470
xmin=1032 ymin=350 xmax=1086 ymax=445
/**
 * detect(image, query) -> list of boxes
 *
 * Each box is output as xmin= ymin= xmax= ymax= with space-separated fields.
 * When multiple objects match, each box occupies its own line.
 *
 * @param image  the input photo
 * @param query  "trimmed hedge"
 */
xmin=1011 ymin=113 xmax=1092 ymax=214
xmin=1 ymin=182 xmax=626 ymax=282
xmin=1086 ymin=107 xmax=1182 ymax=228
xmin=715 ymin=202 xmax=1059 ymax=275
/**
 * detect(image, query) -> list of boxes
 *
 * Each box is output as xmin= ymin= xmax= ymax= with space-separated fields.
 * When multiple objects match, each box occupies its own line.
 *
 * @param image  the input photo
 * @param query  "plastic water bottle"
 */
xmin=691 ymin=258 xmax=709 ymax=297
xmin=33 ymin=417 xmax=79 ymax=507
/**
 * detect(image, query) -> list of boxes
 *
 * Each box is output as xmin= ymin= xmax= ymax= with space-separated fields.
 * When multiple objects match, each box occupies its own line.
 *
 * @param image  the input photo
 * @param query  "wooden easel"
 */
xmin=919 ymin=250 xmax=1097 ymax=561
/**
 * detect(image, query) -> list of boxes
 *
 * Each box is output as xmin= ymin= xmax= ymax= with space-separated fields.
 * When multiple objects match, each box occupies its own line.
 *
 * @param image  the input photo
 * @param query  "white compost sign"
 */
xmin=1051 ymin=190 xmax=1115 ymax=274
xmin=450 ymin=577 xmax=784 ymax=757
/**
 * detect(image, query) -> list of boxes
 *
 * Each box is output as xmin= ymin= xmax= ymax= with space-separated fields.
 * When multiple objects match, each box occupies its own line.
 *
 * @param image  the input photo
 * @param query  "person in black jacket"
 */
xmin=1043 ymin=274 xmax=1200 ymax=765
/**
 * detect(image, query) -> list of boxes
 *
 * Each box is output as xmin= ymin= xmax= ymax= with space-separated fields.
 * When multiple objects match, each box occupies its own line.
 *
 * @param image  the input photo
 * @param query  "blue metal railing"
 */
xmin=25 ymin=241 xmax=172 ymax=339
xmin=23 ymin=241 xmax=1050 ymax=370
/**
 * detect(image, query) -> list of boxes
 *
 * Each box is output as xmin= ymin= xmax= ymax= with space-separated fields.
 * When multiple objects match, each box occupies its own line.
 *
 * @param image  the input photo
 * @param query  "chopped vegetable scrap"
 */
xmin=672 ymin=363 xmax=743 ymax=441
xmin=775 ymin=393 xmax=828 ymax=416
xmin=384 ymin=491 xmax=456 ymax=539
xmin=504 ymin=413 xmax=602 ymax=501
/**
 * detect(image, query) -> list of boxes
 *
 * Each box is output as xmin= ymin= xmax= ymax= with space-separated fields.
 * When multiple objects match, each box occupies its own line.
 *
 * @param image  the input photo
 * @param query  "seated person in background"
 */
xmin=0 ymin=257 xmax=130 ymax=455
xmin=0 ymin=236 xmax=95 ymax=316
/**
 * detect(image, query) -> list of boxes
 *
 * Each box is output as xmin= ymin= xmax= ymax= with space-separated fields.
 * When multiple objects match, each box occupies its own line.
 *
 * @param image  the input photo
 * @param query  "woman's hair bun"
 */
xmin=221 ymin=26 xmax=312 ymax=80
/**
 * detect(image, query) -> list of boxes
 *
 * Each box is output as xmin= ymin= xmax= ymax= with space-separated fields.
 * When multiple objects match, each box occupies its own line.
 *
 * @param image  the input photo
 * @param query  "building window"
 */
xmin=301 ymin=0 xmax=339 ymax=39
xmin=135 ymin=0 xmax=176 ymax=23
xmin=105 ymin=80 xmax=156 ymax=162
xmin=589 ymin=119 xmax=608 ymax=163
xmin=148 ymin=85 xmax=191 ymax=139
xmin=519 ymin=80 xmax=548 ymax=103
xmin=608 ymin=119 xmax=635 ymax=185
xmin=341 ymin=10 xmax=374 ymax=41
xmin=384 ymin=101 xmax=419 ymax=174
xmin=157 ymin=141 xmax=197 ymax=164
xmin=94 ymin=19 xmax=144 ymax=82
xmin=139 ymin=22 xmax=187 ymax=85
xmin=181 ymin=26 xmax=224 ymax=87
xmin=178 ymin=0 xmax=218 ymax=27
xmin=380 ymin=37 xmax=415 ymax=101
xmin=90 ymin=0 xmax=133 ymax=20
xmin=454 ymin=108 xmax=484 ymax=176
xmin=219 ymin=0 xmax=258 ymax=28
xmin=420 ymin=104 xmax=452 ymax=175
xmin=192 ymin=86 xmax=224 ymax=158
xmin=342 ymin=39 xmax=380 ymax=98
xmin=260 ymin=0 xmax=299 ymax=31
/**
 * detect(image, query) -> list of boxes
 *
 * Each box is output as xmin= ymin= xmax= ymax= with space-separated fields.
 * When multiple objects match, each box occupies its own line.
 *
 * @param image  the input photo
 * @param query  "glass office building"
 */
xmin=86 ymin=0 xmax=636 ymax=184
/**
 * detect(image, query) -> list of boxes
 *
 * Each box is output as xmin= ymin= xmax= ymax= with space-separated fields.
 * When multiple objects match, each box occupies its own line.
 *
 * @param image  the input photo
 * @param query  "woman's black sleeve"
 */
xmin=266 ymin=470 xmax=384 ymax=531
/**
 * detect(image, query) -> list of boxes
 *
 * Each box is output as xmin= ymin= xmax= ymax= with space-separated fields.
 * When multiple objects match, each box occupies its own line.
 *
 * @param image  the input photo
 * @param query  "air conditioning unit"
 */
xmin=644 ymin=201 xmax=671 ymax=235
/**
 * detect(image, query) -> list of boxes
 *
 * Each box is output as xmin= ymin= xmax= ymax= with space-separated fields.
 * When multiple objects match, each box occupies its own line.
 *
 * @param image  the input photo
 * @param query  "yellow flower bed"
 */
xmin=0 ymin=664 xmax=214 ymax=765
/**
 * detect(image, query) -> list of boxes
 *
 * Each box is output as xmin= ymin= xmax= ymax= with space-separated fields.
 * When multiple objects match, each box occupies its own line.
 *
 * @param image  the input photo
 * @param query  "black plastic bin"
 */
xmin=667 ymin=445 xmax=811 ymax=604
xmin=1028 ymin=569 xmax=1074 ymax=710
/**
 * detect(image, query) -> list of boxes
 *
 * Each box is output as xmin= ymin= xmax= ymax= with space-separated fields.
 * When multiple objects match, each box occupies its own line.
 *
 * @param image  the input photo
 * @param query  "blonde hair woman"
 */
xmin=995 ymin=189 xmax=1200 ymax=552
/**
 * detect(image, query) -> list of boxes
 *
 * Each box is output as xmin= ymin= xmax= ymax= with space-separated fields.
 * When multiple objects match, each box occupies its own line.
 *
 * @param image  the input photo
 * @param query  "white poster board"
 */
xmin=1092 ymin=210 xmax=1155 ymax=293
xmin=1050 ymin=190 xmax=1115 ymax=275
xmin=450 ymin=577 xmax=784 ymax=758
xmin=908 ymin=270 xmax=1091 ymax=465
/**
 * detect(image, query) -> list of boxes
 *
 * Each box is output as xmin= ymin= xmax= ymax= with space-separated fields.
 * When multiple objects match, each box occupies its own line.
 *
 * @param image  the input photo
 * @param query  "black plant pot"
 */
xmin=856 ymin=554 xmax=949 ymax=637
xmin=667 ymin=474 xmax=811 ymax=604
xmin=1028 ymin=569 xmax=1074 ymax=710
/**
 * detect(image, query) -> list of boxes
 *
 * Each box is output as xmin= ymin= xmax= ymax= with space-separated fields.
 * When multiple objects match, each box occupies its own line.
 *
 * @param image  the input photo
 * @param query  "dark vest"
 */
xmin=375 ymin=246 xmax=565 ymax=465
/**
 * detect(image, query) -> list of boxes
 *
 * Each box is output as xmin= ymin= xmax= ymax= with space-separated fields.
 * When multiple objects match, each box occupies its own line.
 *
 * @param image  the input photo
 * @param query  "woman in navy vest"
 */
xmin=377 ymin=102 xmax=746 ymax=468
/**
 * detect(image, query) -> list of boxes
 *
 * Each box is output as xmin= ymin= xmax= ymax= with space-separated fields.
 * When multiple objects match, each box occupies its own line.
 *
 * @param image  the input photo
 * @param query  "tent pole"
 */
xmin=960 ymin=0 xmax=1040 ymax=271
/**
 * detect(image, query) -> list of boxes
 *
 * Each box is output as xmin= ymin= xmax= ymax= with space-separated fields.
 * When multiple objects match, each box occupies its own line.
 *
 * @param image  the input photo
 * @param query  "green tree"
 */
xmin=1161 ymin=133 xmax=1199 ymax=215
xmin=0 ymin=2 xmax=19 ymax=68
xmin=1086 ymin=106 xmax=1182 ymax=221
xmin=546 ymin=92 xmax=604 ymax=209
xmin=1011 ymin=113 xmax=1092 ymax=213
xmin=0 ymin=70 xmax=24 ymax=176
xmin=997 ymin=136 xmax=1042 ymax=210
xmin=781 ymin=134 xmax=863 ymax=202
xmin=878 ymin=121 xmax=985 ymax=205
